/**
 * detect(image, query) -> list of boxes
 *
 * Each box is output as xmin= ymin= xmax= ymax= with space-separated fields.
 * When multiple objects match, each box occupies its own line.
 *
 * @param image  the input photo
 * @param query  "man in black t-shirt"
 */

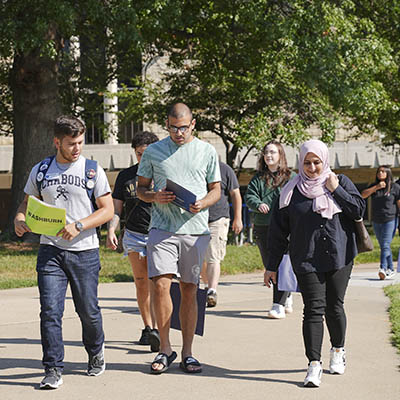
xmin=202 ymin=161 xmax=243 ymax=307
xmin=107 ymin=131 xmax=160 ymax=350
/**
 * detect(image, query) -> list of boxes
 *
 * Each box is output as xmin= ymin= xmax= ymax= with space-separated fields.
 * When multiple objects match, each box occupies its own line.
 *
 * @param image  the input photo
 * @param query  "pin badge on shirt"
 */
xmin=39 ymin=164 xmax=48 ymax=171
xmin=37 ymin=172 xmax=44 ymax=182
xmin=87 ymin=169 xmax=96 ymax=179
xmin=86 ymin=180 xmax=95 ymax=189
xmin=45 ymin=173 xmax=59 ymax=180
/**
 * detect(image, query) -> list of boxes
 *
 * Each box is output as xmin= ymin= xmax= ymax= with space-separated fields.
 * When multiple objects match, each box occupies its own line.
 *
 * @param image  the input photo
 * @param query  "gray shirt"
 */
xmin=24 ymin=155 xmax=111 ymax=251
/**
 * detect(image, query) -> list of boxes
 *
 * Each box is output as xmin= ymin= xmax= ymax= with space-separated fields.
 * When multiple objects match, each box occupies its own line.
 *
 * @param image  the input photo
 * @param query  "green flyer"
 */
xmin=26 ymin=196 xmax=66 ymax=236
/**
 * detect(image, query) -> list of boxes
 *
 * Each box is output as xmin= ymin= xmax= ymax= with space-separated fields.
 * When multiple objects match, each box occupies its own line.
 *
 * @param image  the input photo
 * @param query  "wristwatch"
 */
xmin=75 ymin=221 xmax=84 ymax=232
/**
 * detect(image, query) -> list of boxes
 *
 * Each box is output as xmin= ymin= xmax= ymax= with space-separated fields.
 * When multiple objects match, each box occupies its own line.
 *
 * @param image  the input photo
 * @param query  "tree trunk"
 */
xmin=226 ymin=144 xmax=239 ymax=169
xmin=4 ymin=49 xmax=61 ymax=238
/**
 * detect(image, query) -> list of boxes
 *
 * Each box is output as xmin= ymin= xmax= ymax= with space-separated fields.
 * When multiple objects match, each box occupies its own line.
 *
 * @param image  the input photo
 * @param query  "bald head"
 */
xmin=168 ymin=103 xmax=193 ymax=120
xmin=166 ymin=103 xmax=196 ymax=146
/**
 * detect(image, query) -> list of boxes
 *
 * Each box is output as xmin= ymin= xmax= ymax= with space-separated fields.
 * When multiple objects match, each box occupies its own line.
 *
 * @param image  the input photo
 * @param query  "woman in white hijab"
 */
xmin=264 ymin=140 xmax=365 ymax=388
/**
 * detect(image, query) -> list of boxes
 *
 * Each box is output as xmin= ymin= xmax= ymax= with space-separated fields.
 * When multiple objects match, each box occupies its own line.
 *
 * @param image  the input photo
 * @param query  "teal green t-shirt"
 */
xmin=137 ymin=136 xmax=221 ymax=234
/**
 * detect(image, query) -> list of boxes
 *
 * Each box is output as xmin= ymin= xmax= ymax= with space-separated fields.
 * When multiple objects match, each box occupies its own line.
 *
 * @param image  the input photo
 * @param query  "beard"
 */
xmin=58 ymin=146 xmax=79 ymax=163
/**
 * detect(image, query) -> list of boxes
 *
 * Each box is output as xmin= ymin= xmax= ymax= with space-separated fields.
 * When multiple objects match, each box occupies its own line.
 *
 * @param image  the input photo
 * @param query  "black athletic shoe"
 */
xmin=139 ymin=326 xmax=151 ymax=345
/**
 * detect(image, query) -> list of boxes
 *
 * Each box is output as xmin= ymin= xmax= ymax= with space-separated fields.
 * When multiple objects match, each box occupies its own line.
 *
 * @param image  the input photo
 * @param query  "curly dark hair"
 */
xmin=257 ymin=140 xmax=292 ymax=188
xmin=131 ymin=131 xmax=159 ymax=149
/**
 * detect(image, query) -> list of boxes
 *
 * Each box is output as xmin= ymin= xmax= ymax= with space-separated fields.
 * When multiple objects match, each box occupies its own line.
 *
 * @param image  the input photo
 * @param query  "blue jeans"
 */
xmin=36 ymin=245 xmax=104 ymax=370
xmin=373 ymin=219 xmax=398 ymax=271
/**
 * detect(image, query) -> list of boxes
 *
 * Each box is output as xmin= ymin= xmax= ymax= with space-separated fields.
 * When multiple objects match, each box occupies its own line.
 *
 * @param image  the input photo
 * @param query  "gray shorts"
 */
xmin=147 ymin=229 xmax=211 ymax=284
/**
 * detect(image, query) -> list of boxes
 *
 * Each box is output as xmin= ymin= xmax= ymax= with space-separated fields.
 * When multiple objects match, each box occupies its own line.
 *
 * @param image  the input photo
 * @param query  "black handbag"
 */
xmin=354 ymin=218 xmax=374 ymax=253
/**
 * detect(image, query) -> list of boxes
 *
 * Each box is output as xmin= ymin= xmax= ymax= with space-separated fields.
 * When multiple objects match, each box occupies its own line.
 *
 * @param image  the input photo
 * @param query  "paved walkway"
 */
xmin=0 ymin=263 xmax=399 ymax=400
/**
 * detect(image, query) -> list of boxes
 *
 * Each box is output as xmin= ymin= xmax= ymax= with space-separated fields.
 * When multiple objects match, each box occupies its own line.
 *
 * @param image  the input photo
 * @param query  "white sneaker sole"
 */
xmin=267 ymin=312 xmax=285 ymax=319
xmin=304 ymin=380 xmax=320 ymax=387
xmin=329 ymin=366 xmax=345 ymax=375
xmin=87 ymin=365 xmax=106 ymax=377
xmin=40 ymin=377 xmax=63 ymax=389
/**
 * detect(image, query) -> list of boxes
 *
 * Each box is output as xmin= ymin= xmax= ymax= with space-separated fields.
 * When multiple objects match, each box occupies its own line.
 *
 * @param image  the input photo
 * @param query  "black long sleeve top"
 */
xmin=266 ymin=174 xmax=366 ymax=274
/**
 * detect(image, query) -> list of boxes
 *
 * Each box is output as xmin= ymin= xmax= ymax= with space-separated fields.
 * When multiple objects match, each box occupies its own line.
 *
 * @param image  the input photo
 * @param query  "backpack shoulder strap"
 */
xmin=84 ymin=158 xmax=98 ymax=201
xmin=36 ymin=155 xmax=55 ymax=195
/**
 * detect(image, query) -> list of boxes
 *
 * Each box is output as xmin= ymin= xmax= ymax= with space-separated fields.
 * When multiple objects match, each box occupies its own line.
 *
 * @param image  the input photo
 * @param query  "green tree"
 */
xmin=0 ymin=0 xmax=144 ymax=236
xmin=130 ymin=0 xmax=397 ymax=169
xmin=351 ymin=0 xmax=400 ymax=146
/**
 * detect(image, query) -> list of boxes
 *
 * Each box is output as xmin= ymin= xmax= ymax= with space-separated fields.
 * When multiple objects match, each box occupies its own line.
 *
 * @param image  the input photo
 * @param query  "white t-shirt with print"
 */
xmin=24 ymin=155 xmax=111 ymax=251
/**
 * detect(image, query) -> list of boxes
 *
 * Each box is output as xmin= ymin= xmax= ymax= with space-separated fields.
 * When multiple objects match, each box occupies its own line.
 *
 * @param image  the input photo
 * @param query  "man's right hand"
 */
xmin=107 ymin=231 xmax=118 ymax=250
xmin=154 ymin=189 xmax=176 ymax=204
xmin=14 ymin=219 xmax=31 ymax=237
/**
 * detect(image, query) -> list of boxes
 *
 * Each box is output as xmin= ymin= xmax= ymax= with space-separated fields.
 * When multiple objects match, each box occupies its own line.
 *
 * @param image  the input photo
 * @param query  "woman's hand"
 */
xmin=258 ymin=203 xmax=270 ymax=214
xmin=106 ymin=231 xmax=118 ymax=250
xmin=376 ymin=181 xmax=386 ymax=190
xmin=264 ymin=270 xmax=277 ymax=288
xmin=326 ymin=173 xmax=339 ymax=192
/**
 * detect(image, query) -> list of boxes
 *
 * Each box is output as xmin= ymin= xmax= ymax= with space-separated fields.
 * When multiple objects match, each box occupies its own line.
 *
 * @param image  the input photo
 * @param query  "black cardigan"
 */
xmin=266 ymin=174 xmax=366 ymax=274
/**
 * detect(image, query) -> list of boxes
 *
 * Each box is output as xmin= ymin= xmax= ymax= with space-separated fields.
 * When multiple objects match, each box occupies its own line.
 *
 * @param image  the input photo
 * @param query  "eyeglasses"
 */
xmin=168 ymin=122 xmax=192 ymax=134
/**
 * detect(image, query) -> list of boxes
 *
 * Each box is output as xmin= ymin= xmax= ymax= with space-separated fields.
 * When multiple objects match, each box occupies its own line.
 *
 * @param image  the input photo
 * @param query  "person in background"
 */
xmin=245 ymin=140 xmax=296 ymax=319
xmin=265 ymin=139 xmax=365 ymax=388
xmin=361 ymin=166 xmax=400 ymax=280
xmin=202 ymin=161 xmax=243 ymax=307
xmin=107 ymin=131 xmax=160 ymax=351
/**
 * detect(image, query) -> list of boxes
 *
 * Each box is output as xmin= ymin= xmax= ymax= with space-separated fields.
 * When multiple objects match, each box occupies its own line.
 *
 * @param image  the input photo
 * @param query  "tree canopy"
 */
xmin=125 ymin=0 xmax=398 ymax=167
xmin=0 ymin=0 xmax=146 ymax=235
xmin=1 ymin=0 xmax=400 ymax=235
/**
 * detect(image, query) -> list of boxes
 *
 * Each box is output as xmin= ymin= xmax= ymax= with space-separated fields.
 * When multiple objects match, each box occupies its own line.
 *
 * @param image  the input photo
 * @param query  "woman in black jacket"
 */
xmin=264 ymin=139 xmax=365 ymax=388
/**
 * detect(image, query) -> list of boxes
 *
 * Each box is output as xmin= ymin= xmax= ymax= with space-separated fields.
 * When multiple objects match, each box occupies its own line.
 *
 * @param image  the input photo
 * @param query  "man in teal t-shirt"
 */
xmin=137 ymin=103 xmax=221 ymax=375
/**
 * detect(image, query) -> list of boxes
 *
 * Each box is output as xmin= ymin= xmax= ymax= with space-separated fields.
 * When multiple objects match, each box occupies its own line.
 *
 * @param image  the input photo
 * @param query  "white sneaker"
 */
xmin=329 ymin=347 xmax=346 ymax=374
xmin=267 ymin=303 xmax=285 ymax=319
xmin=284 ymin=295 xmax=293 ymax=314
xmin=304 ymin=361 xmax=322 ymax=387
xmin=386 ymin=269 xmax=395 ymax=279
xmin=378 ymin=269 xmax=386 ymax=280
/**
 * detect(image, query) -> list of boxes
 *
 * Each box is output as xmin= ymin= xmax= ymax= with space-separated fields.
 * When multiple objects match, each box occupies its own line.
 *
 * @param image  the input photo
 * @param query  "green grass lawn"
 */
xmin=384 ymin=284 xmax=400 ymax=355
xmin=0 ymin=232 xmax=399 ymax=290
xmin=0 ymin=241 xmax=264 ymax=290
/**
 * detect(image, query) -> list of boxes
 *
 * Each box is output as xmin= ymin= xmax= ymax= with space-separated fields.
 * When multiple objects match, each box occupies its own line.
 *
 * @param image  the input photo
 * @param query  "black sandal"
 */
xmin=179 ymin=356 xmax=202 ymax=374
xmin=150 ymin=351 xmax=177 ymax=375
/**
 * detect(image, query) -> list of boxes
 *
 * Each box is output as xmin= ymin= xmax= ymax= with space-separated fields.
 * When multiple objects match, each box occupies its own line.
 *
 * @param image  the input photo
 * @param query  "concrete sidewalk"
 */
xmin=0 ymin=263 xmax=399 ymax=400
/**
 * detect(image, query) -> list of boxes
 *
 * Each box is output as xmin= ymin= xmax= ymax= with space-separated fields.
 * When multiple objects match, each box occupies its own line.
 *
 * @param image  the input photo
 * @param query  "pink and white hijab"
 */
xmin=279 ymin=139 xmax=341 ymax=219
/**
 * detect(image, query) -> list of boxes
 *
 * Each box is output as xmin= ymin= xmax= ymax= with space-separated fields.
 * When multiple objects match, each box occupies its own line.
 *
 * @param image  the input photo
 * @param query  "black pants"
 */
xmin=295 ymin=263 xmax=353 ymax=362
xmin=254 ymin=225 xmax=290 ymax=305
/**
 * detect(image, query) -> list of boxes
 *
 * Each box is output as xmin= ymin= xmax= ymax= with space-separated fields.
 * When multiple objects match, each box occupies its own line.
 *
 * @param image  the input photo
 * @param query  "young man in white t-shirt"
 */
xmin=14 ymin=116 xmax=114 ymax=389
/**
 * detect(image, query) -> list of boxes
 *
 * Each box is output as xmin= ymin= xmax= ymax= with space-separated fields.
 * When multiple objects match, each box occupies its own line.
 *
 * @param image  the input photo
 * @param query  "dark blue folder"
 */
xmin=166 ymin=179 xmax=197 ymax=213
